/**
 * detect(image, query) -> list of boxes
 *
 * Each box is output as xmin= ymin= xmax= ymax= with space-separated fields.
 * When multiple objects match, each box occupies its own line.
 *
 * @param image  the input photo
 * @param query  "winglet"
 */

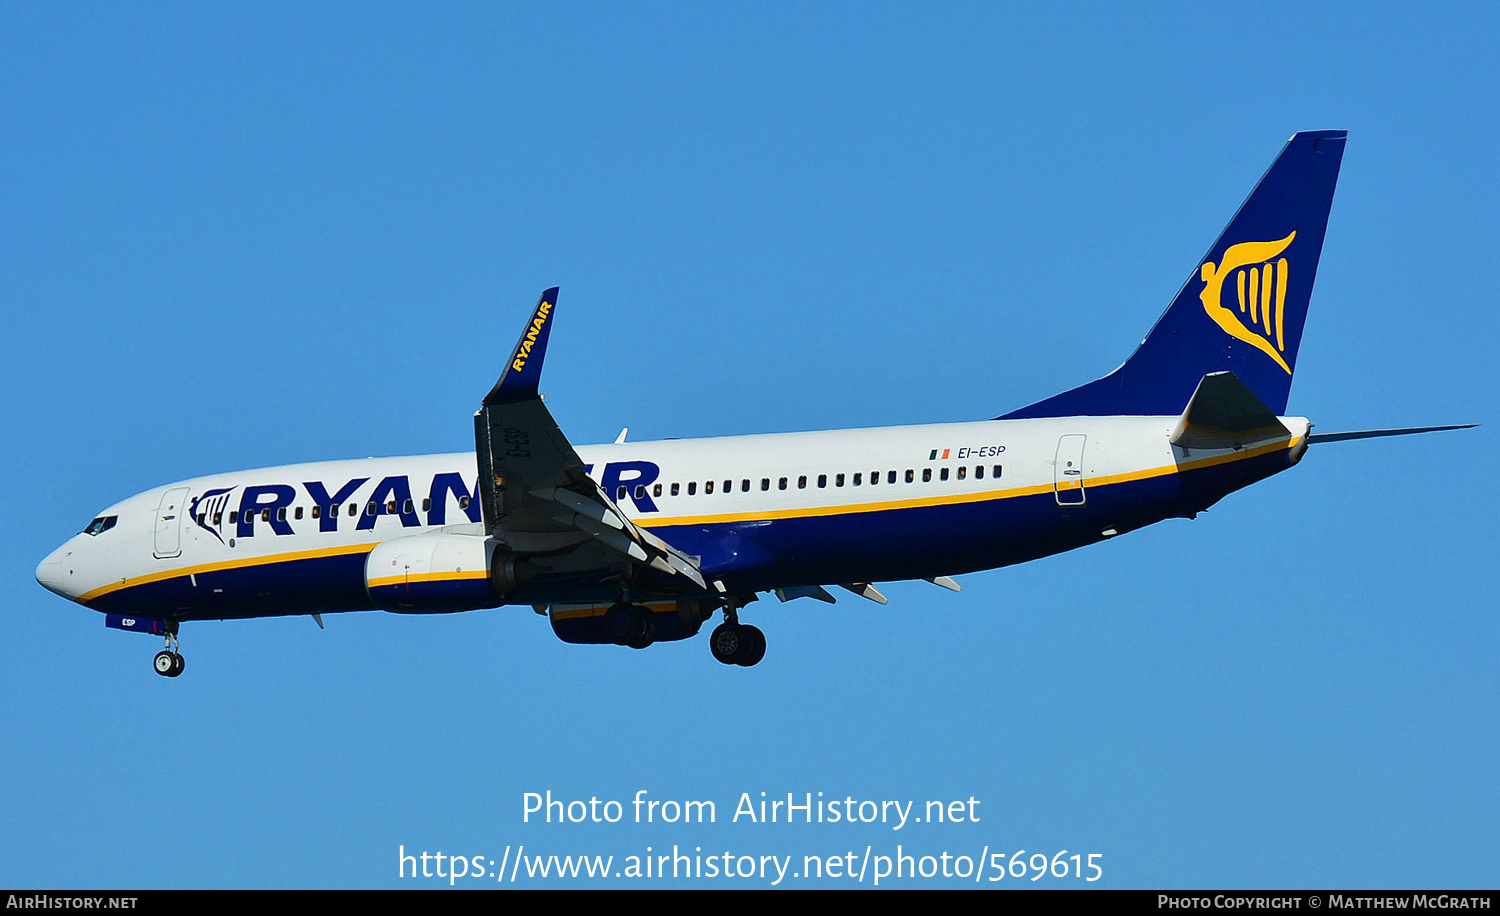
xmin=484 ymin=287 xmax=560 ymax=405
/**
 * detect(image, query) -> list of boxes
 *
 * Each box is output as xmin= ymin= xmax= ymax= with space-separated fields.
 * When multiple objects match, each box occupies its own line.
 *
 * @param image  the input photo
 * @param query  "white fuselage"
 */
xmin=37 ymin=414 xmax=1309 ymax=619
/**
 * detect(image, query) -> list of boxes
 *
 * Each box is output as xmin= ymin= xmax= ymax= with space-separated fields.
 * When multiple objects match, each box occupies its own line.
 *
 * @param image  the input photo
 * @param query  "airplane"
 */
xmin=35 ymin=129 xmax=1474 ymax=677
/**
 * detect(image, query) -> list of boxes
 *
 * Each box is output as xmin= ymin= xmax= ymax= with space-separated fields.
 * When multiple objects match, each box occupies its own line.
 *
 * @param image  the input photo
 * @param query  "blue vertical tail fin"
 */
xmin=1000 ymin=130 xmax=1346 ymax=420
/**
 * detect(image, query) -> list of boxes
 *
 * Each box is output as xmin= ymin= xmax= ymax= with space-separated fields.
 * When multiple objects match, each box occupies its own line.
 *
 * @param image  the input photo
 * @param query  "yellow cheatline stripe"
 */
xmin=635 ymin=436 xmax=1300 ymax=529
xmin=79 ymin=542 xmax=377 ymax=604
xmin=368 ymin=570 xmax=488 ymax=589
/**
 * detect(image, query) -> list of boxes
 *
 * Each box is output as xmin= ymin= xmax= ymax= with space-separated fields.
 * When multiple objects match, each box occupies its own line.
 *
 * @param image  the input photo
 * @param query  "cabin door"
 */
xmin=154 ymin=487 xmax=190 ymax=558
xmin=1054 ymin=435 xmax=1087 ymax=506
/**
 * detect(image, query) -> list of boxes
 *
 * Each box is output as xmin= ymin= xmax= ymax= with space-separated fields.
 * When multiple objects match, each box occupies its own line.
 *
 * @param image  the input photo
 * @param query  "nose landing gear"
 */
xmin=153 ymin=624 xmax=184 ymax=677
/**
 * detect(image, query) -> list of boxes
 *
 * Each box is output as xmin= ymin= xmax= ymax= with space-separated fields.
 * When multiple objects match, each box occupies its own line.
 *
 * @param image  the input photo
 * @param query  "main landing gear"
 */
xmin=153 ymin=623 xmax=184 ymax=678
xmin=709 ymin=603 xmax=765 ymax=668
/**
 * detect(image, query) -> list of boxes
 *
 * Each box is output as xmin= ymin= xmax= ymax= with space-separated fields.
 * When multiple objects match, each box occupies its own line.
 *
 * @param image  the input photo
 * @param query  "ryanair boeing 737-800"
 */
xmin=35 ymin=131 xmax=1472 ymax=676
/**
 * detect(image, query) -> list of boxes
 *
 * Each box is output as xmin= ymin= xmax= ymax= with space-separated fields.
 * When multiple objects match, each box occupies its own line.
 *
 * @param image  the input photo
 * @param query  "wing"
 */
xmin=473 ymin=289 xmax=707 ymax=592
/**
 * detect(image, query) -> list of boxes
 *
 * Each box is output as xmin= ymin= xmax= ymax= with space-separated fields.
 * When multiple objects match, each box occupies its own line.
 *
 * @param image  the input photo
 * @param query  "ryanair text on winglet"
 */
xmin=512 ymin=299 xmax=554 ymax=373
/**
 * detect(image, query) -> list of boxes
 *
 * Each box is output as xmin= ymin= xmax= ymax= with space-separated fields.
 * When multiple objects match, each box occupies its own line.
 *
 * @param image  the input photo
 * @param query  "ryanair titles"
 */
xmin=511 ymin=298 xmax=553 ymax=373
xmin=192 ymin=461 xmax=664 ymax=541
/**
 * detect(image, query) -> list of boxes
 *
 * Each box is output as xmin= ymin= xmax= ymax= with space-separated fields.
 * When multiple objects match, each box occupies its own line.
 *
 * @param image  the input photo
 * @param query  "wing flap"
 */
xmin=536 ymin=486 xmax=628 ymax=531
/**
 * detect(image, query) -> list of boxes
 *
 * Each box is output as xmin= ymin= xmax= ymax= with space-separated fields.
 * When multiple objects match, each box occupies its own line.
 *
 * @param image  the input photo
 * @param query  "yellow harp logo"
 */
xmin=1199 ymin=232 xmax=1296 ymax=374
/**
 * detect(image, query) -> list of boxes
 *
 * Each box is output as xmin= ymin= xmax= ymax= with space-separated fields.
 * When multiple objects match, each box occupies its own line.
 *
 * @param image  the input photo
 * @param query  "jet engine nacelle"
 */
xmin=548 ymin=598 xmax=715 ymax=644
xmin=365 ymin=531 xmax=523 ymax=613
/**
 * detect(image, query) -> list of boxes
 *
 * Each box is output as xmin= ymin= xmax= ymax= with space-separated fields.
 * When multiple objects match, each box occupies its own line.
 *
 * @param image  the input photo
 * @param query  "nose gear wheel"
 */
xmin=153 ymin=625 xmax=184 ymax=677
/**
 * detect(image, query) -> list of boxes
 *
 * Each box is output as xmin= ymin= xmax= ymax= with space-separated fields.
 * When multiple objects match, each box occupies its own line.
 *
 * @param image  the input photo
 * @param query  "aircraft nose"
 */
xmin=36 ymin=544 xmax=78 ymax=600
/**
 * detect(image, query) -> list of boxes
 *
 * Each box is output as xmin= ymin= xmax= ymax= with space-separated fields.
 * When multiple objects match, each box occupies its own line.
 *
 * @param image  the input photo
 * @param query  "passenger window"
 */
xmin=818 ymin=474 xmax=827 ymax=488
xmin=940 ymin=467 xmax=949 ymax=481
xmin=366 ymin=502 xmax=376 ymax=517
xmin=422 ymin=498 xmax=431 ymax=512
xmin=975 ymin=465 xmax=984 ymax=480
xmin=262 ymin=508 xmax=272 ymax=521
xmin=957 ymin=466 xmax=966 ymax=480
xmin=403 ymin=499 xmax=414 ymax=514
xmin=993 ymin=464 xmax=1003 ymax=478
xmin=778 ymin=477 xmax=787 ymax=490
xmin=387 ymin=500 xmax=398 ymax=514
xmin=798 ymin=475 xmax=807 ymax=489
xmin=835 ymin=473 xmax=844 ymax=487
xmin=888 ymin=470 xmax=897 ymax=484
xmin=229 ymin=511 xmax=238 ymax=524
xmin=688 ymin=482 xmax=697 ymax=495
xmin=311 ymin=506 xmax=320 ymax=519
xmin=459 ymin=496 xmax=470 ymax=509
xmin=705 ymin=480 xmax=714 ymax=494
xmin=853 ymin=472 xmax=862 ymax=486
xmin=905 ymin=469 xmax=914 ymax=483
xmin=653 ymin=483 xmax=662 ymax=497
xmin=761 ymin=478 xmax=769 ymax=491
xmin=277 ymin=507 xmax=287 ymax=522
xmin=349 ymin=504 xmax=358 ymax=517
xmin=617 ymin=486 xmax=628 ymax=499
xmin=742 ymin=479 xmax=750 ymax=492
xmin=671 ymin=482 xmax=680 ymax=496
xmin=922 ymin=469 xmax=932 ymax=483
xmin=213 ymin=512 xmax=223 ymax=525
xmin=634 ymin=485 xmax=646 ymax=499
xmin=723 ymin=480 xmax=732 ymax=494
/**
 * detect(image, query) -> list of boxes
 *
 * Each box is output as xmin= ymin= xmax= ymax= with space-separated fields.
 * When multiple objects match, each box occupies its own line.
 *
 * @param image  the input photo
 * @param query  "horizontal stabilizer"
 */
xmin=1171 ymin=372 xmax=1290 ymax=450
xmin=1308 ymin=424 xmax=1476 ymax=444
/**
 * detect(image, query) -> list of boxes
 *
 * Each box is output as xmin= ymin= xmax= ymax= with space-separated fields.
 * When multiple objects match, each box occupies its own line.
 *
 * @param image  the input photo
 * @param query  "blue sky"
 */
xmin=3 ymin=3 xmax=1495 ymax=888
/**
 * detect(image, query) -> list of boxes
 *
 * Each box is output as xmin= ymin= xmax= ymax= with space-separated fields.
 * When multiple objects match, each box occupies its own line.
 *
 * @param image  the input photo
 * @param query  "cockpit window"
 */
xmin=83 ymin=516 xmax=118 ymax=536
